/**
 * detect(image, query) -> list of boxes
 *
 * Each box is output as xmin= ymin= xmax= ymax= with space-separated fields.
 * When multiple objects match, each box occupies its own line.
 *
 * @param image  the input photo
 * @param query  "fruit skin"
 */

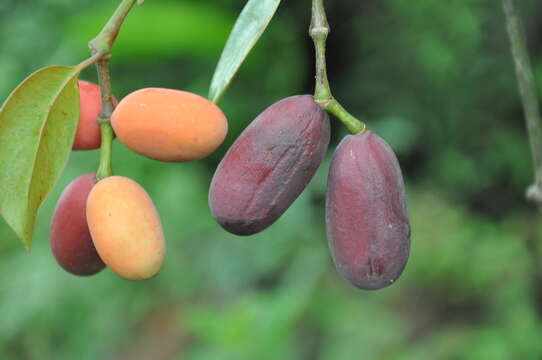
xmin=209 ymin=95 xmax=330 ymax=235
xmin=73 ymin=80 xmax=117 ymax=150
xmin=326 ymin=131 xmax=411 ymax=290
xmin=50 ymin=173 xmax=105 ymax=276
xmin=86 ymin=176 xmax=165 ymax=280
xmin=111 ymin=88 xmax=228 ymax=162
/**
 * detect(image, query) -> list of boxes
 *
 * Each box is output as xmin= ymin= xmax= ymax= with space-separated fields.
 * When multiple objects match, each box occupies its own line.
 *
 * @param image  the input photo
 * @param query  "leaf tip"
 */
xmin=18 ymin=230 xmax=32 ymax=251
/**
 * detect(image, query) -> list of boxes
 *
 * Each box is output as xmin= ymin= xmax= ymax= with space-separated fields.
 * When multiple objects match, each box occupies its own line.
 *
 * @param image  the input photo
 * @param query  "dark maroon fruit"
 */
xmin=50 ymin=173 xmax=105 ymax=276
xmin=326 ymin=131 xmax=410 ymax=290
xmin=209 ymin=95 xmax=330 ymax=235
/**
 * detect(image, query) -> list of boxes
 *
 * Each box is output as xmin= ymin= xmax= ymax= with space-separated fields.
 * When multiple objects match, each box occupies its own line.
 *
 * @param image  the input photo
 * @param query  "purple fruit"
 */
xmin=209 ymin=95 xmax=330 ymax=235
xmin=326 ymin=131 xmax=410 ymax=290
xmin=50 ymin=173 xmax=105 ymax=276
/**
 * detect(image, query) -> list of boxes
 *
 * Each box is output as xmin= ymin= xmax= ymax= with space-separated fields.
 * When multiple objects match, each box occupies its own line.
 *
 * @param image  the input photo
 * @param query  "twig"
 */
xmin=502 ymin=0 xmax=542 ymax=205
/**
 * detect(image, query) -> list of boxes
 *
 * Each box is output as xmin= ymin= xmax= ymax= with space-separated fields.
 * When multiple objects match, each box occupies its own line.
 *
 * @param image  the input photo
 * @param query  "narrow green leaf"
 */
xmin=0 ymin=66 xmax=81 ymax=249
xmin=209 ymin=0 xmax=282 ymax=103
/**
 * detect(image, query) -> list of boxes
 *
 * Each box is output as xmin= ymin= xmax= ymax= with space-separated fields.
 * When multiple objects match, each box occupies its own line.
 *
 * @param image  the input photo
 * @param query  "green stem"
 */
xmin=89 ymin=0 xmax=138 ymax=56
xmin=96 ymin=123 xmax=114 ymax=181
xmin=322 ymin=99 xmax=365 ymax=134
xmin=309 ymin=0 xmax=365 ymax=134
xmin=88 ymin=0 xmax=143 ymax=180
xmin=503 ymin=0 xmax=542 ymax=205
xmin=310 ymin=0 xmax=331 ymax=101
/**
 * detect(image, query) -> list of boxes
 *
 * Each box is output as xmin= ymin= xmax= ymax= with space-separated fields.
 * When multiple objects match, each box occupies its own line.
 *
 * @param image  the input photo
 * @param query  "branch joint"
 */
xmin=309 ymin=26 xmax=329 ymax=39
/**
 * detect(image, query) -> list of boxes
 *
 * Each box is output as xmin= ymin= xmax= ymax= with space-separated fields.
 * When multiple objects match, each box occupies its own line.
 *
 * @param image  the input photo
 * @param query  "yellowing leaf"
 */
xmin=0 ymin=66 xmax=81 ymax=249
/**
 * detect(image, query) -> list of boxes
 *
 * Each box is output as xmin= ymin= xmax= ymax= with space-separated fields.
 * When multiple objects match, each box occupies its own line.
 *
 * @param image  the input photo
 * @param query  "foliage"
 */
xmin=209 ymin=0 xmax=282 ymax=103
xmin=0 ymin=66 xmax=80 ymax=248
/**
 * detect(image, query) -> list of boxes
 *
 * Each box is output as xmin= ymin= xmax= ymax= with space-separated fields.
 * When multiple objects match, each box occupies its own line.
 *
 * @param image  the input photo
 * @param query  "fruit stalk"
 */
xmin=95 ymin=59 xmax=115 ymax=180
xmin=310 ymin=0 xmax=331 ymax=102
xmin=309 ymin=0 xmax=365 ymax=135
xmin=96 ymin=122 xmax=114 ymax=181
xmin=96 ymin=59 xmax=115 ymax=121
xmin=502 ymin=0 xmax=542 ymax=205
xmin=87 ymin=0 xmax=143 ymax=179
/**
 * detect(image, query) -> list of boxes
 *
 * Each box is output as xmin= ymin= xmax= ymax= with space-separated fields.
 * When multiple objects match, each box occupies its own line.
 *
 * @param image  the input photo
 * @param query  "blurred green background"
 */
xmin=1 ymin=0 xmax=542 ymax=359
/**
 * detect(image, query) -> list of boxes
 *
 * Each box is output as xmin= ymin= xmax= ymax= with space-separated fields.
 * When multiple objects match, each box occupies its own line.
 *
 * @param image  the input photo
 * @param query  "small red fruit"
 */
xmin=50 ymin=173 xmax=105 ymax=276
xmin=73 ymin=80 xmax=117 ymax=150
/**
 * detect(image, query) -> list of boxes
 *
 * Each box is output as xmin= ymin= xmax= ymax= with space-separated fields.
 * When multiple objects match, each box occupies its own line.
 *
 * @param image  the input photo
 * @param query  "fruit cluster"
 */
xmin=50 ymin=81 xmax=227 ymax=280
xmin=208 ymin=95 xmax=411 ymax=290
xmin=51 ymin=82 xmax=410 ymax=289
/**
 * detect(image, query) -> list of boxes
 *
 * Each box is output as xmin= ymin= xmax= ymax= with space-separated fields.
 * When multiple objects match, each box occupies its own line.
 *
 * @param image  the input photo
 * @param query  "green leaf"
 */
xmin=208 ymin=0 xmax=282 ymax=103
xmin=0 ymin=66 xmax=81 ymax=249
